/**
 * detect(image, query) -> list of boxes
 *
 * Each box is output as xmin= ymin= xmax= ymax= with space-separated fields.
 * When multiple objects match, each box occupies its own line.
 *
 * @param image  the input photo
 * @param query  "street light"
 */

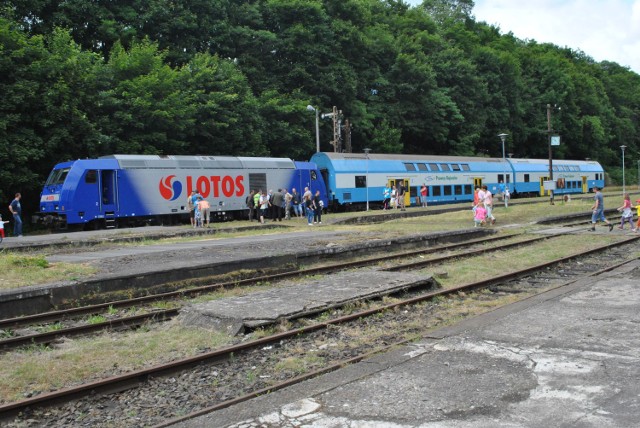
xmin=498 ymin=133 xmax=508 ymax=160
xmin=364 ymin=148 xmax=371 ymax=211
xmin=306 ymin=105 xmax=320 ymax=153
xmin=621 ymin=145 xmax=627 ymax=194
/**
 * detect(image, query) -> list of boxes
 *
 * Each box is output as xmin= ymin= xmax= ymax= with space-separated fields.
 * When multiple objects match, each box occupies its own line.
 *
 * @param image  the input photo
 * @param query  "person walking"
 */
xmin=590 ymin=186 xmax=614 ymax=231
xmin=616 ymin=193 xmax=635 ymax=231
xmin=482 ymin=185 xmax=496 ymax=225
xmin=8 ymin=193 xmax=23 ymax=237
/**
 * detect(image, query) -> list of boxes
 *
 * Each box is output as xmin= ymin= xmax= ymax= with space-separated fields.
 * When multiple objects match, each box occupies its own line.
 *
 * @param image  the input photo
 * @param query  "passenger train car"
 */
xmin=310 ymin=152 xmax=605 ymax=210
xmin=35 ymin=155 xmax=328 ymax=229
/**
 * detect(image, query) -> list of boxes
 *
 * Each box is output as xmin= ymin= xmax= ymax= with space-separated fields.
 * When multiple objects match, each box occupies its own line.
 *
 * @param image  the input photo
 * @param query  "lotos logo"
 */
xmin=159 ymin=175 xmax=183 ymax=201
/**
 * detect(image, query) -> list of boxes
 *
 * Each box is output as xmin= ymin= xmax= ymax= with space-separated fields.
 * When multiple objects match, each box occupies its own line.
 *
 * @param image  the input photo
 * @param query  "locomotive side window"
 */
xmin=310 ymin=170 xmax=317 ymax=180
xmin=404 ymin=163 xmax=416 ymax=171
xmin=85 ymin=170 xmax=97 ymax=184
xmin=355 ymin=176 xmax=367 ymax=188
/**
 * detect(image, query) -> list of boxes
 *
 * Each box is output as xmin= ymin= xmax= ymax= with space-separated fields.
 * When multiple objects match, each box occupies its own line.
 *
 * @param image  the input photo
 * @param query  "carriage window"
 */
xmin=552 ymin=166 xmax=559 ymax=172
xmin=461 ymin=164 xmax=470 ymax=171
xmin=454 ymin=185 xmax=463 ymax=195
xmin=443 ymin=186 xmax=452 ymax=196
xmin=439 ymin=164 xmax=451 ymax=171
xmin=311 ymin=170 xmax=317 ymax=180
xmin=464 ymin=184 xmax=472 ymax=194
xmin=432 ymin=186 xmax=441 ymax=196
xmin=524 ymin=174 xmax=530 ymax=183
xmin=355 ymin=176 xmax=366 ymax=188
xmin=428 ymin=163 xmax=439 ymax=171
xmin=404 ymin=163 xmax=416 ymax=171
xmin=417 ymin=163 xmax=428 ymax=171
xmin=451 ymin=164 xmax=461 ymax=171
xmin=85 ymin=170 xmax=97 ymax=184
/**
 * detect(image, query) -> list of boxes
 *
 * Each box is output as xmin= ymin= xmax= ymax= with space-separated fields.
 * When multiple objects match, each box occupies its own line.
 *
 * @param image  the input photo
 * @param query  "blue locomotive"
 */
xmin=310 ymin=152 xmax=605 ymax=209
xmin=35 ymin=155 xmax=328 ymax=229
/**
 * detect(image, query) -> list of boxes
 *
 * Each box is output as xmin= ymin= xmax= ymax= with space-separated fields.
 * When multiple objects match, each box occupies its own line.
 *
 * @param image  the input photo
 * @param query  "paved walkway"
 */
xmin=177 ymin=259 xmax=640 ymax=427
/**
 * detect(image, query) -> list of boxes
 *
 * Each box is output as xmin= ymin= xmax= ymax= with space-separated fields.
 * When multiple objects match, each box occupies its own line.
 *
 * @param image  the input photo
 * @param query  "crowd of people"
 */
xmin=244 ymin=186 xmax=324 ymax=226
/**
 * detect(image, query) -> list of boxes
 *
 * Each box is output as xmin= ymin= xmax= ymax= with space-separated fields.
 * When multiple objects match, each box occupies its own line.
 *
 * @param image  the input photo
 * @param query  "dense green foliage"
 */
xmin=1 ymin=0 xmax=639 ymax=215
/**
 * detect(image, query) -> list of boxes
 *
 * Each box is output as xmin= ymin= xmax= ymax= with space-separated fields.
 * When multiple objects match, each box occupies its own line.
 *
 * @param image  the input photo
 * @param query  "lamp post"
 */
xmin=498 ymin=133 xmax=508 ymax=160
xmin=547 ymin=104 xmax=555 ymax=205
xmin=306 ymin=105 xmax=320 ymax=153
xmin=364 ymin=148 xmax=371 ymax=211
xmin=621 ymin=145 xmax=627 ymax=194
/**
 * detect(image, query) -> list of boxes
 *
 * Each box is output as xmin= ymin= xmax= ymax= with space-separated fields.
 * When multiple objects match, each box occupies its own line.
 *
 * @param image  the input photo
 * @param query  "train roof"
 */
xmin=507 ymin=158 xmax=604 ymax=172
xmin=99 ymin=155 xmax=295 ymax=170
xmin=310 ymin=152 xmax=509 ymax=174
xmin=311 ymin=152 xmax=505 ymax=163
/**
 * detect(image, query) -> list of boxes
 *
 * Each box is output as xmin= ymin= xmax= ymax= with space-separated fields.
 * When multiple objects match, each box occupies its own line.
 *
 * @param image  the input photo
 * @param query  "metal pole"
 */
xmin=621 ymin=145 xmax=627 ymax=194
xmin=364 ymin=148 xmax=371 ymax=211
xmin=314 ymin=108 xmax=320 ymax=153
xmin=547 ymin=104 xmax=554 ymax=205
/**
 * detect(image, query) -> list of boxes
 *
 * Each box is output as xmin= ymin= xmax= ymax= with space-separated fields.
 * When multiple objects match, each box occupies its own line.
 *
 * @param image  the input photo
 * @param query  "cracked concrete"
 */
xmin=177 ymin=259 xmax=640 ymax=428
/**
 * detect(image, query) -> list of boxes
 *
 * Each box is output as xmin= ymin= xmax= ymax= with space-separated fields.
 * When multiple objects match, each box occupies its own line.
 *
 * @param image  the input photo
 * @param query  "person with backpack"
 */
xmin=246 ymin=190 xmax=256 ymax=221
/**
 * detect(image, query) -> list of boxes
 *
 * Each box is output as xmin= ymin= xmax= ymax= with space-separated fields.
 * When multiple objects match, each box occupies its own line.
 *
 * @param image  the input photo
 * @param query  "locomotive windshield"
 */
xmin=45 ymin=167 xmax=70 ymax=186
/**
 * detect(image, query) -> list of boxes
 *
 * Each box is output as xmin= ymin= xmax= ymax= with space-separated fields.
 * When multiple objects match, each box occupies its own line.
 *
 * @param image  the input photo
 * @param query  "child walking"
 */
xmin=473 ymin=204 xmax=487 ymax=227
xmin=616 ymin=193 xmax=635 ymax=231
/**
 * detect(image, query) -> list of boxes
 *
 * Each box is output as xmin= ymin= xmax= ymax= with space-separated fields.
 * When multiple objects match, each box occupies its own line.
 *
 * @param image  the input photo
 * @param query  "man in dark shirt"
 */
xmin=8 ymin=193 xmax=23 ymax=237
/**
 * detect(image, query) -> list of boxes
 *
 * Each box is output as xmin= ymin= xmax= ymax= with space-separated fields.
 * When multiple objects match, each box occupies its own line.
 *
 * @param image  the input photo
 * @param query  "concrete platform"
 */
xmin=175 ymin=259 xmax=640 ymax=427
xmin=178 ymin=270 xmax=438 ymax=335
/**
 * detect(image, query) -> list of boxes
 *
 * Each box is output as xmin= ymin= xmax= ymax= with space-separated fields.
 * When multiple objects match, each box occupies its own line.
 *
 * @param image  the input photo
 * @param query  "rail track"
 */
xmin=0 ymin=233 xmax=537 ymax=351
xmin=1 ymin=233 xmax=638 ymax=426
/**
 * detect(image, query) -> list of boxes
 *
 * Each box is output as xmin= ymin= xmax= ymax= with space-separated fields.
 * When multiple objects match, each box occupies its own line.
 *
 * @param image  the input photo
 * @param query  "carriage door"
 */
xmin=581 ymin=176 xmax=588 ymax=193
xmin=473 ymin=177 xmax=483 ymax=189
xmin=540 ymin=176 xmax=549 ymax=196
xmin=100 ymin=170 xmax=118 ymax=228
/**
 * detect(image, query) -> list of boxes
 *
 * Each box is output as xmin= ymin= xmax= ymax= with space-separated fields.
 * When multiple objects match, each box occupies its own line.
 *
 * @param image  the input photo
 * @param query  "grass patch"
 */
xmin=0 ymin=253 xmax=96 ymax=290
xmin=0 ymin=324 xmax=232 ymax=403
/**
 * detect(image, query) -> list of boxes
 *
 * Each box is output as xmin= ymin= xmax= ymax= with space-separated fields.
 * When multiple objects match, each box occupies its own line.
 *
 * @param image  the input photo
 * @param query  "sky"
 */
xmin=405 ymin=0 xmax=640 ymax=74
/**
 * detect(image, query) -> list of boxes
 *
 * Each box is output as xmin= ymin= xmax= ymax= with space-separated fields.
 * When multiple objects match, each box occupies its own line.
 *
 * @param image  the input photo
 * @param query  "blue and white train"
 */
xmin=35 ymin=155 xmax=327 ymax=229
xmin=35 ymin=152 xmax=605 ymax=229
xmin=310 ymin=152 xmax=605 ymax=209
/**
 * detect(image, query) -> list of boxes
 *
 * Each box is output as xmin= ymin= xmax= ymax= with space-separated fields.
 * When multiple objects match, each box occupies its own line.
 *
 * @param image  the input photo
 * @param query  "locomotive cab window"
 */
xmin=355 ymin=175 xmax=367 ymax=188
xmin=46 ymin=167 xmax=70 ymax=185
xmin=85 ymin=170 xmax=97 ymax=184
xmin=404 ymin=163 xmax=416 ymax=171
